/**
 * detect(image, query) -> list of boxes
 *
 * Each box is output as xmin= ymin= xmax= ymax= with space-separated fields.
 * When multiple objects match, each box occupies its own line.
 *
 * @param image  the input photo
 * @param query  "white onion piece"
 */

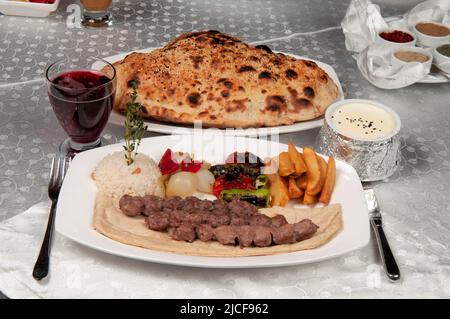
xmin=166 ymin=171 xmax=198 ymax=197
xmin=201 ymin=162 xmax=211 ymax=170
xmin=196 ymin=169 xmax=215 ymax=193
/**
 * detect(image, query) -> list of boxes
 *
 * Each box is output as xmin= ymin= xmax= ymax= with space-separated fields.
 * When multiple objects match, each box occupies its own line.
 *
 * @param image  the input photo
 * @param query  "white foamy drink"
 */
xmin=330 ymin=102 xmax=396 ymax=141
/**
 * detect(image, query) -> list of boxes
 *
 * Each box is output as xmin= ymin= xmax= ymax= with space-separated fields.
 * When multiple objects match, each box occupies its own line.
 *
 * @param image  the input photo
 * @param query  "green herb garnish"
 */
xmin=124 ymin=85 xmax=147 ymax=165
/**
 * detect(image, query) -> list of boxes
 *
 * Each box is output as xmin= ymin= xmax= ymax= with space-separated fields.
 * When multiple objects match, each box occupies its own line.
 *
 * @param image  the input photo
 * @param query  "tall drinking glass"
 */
xmin=46 ymin=57 xmax=116 ymax=155
xmin=80 ymin=0 xmax=113 ymax=27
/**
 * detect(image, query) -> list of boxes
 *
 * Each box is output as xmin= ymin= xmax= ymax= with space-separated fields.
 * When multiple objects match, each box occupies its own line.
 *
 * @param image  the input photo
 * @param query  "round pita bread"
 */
xmin=93 ymin=192 xmax=342 ymax=257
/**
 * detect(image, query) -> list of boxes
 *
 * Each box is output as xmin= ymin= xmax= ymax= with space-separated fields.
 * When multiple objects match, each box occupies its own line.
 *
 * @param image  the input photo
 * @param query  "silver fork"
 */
xmin=32 ymin=154 xmax=70 ymax=280
xmin=363 ymin=184 xmax=401 ymax=282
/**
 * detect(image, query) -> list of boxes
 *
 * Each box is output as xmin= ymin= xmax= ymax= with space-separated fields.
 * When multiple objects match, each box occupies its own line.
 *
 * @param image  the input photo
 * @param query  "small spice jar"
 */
xmin=414 ymin=21 xmax=450 ymax=47
xmin=316 ymin=99 xmax=401 ymax=181
xmin=391 ymin=46 xmax=432 ymax=72
xmin=433 ymin=43 xmax=450 ymax=73
xmin=377 ymin=29 xmax=416 ymax=49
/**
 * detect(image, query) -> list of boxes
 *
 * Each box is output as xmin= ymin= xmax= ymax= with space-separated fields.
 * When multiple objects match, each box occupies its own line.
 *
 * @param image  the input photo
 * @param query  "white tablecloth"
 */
xmin=1 ymin=202 xmax=449 ymax=298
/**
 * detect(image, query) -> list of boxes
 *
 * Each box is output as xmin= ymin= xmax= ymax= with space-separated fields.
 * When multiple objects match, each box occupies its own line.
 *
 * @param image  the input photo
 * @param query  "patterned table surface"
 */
xmin=0 ymin=0 xmax=449 ymax=298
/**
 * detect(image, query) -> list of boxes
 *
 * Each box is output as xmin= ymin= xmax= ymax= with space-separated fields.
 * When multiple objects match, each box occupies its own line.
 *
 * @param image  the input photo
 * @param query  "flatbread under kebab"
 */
xmin=93 ymin=192 xmax=342 ymax=257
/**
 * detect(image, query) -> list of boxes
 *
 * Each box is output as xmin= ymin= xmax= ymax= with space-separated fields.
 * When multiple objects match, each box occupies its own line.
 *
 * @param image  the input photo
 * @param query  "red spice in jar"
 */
xmin=379 ymin=30 xmax=414 ymax=43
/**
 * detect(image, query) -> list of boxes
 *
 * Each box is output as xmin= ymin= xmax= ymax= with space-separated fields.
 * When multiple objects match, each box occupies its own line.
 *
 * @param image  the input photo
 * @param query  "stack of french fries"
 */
xmin=268 ymin=141 xmax=336 ymax=206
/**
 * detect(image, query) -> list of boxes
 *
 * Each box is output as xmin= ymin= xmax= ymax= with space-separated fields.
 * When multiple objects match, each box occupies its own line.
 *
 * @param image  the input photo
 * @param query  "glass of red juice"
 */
xmin=46 ymin=58 xmax=116 ymax=153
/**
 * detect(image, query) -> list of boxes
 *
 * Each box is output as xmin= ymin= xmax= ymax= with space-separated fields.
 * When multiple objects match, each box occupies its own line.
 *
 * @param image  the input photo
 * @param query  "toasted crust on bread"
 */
xmin=112 ymin=31 xmax=339 ymax=128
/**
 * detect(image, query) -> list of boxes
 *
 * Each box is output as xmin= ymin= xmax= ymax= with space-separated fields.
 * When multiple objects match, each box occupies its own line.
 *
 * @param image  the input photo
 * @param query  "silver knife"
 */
xmin=363 ymin=184 xmax=401 ymax=282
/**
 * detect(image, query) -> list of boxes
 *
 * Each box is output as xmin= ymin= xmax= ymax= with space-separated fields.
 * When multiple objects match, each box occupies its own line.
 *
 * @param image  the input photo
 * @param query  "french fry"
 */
xmin=319 ymin=156 xmax=336 ymax=204
xmin=317 ymin=155 xmax=328 ymax=193
xmin=288 ymin=176 xmax=303 ymax=199
xmin=303 ymin=192 xmax=318 ymax=205
xmin=278 ymin=152 xmax=296 ymax=176
xmin=303 ymin=147 xmax=322 ymax=195
xmin=268 ymin=173 xmax=290 ymax=207
xmin=288 ymin=141 xmax=307 ymax=175
xmin=296 ymin=174 xmax=308 ymax=189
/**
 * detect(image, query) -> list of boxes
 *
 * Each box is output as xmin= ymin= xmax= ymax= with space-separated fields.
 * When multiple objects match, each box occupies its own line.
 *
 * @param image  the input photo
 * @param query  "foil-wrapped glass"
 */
xmin=316 ymin=99 xmax=401 ymax=182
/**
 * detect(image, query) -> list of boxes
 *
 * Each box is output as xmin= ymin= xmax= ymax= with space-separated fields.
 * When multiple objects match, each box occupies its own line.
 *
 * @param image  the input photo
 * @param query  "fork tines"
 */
xmin=48 ymin=155 xmax=69 ymax=198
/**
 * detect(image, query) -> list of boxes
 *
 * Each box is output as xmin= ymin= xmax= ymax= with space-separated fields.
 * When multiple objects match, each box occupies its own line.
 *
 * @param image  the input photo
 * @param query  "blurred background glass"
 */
xmin=80 ymin=0 xmax=113 ymax=27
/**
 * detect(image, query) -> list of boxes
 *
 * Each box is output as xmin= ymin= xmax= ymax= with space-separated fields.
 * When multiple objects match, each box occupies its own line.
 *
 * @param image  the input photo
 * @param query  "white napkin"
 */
xmin=341 ymin=0 xmax=388 ymax=52
xmin=1 ymin=202 xmax=450 ymax=298
xmin=405 ymin=0 xmax=450 ymax=29
xmin=341 ymin=0 xmax=450 ymax=89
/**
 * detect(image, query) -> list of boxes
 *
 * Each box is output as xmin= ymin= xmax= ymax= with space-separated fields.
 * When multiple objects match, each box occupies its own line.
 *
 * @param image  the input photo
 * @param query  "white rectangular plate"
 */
xmin=103 ymin=48 xmax=344 ymax=136
xmin=56 ymin=135 xmax=370 ymax=268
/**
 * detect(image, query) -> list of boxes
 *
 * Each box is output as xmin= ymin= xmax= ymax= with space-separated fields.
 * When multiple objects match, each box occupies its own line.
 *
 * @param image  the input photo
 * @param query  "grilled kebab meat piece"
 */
xmin=145 ymin=212 xmax=170 ymax=231
xmin=271 ymin=214 xmax=288 ymax=228
xmin=195 ymin=224 xmax=215 ymax=242
xmin=168 ymin=223 xmax=196 ymax=242
xmin=119 ymin=194 xmax=319 ymax=247
xmin=213 ymin=225 xmax=238 ymax=245
xmin=252 ymin=226 xmax=273 ymax=247
xmin=119 ymin=195 xmax=145 ymax=217
xmin=293 ymin=219 xmax=319 ymax=241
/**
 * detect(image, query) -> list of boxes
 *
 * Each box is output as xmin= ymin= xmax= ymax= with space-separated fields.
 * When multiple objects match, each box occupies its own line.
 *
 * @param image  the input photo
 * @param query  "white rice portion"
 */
xmin=93 ymin=151 xmax=165 ymax=199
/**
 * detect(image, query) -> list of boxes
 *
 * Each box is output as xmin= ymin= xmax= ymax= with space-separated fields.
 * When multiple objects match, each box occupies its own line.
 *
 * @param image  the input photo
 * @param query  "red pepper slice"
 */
xmin=212 ymin=176 xmax=225 ymax=198
xmin=180 ymin=160 xmax=202 ymax=173
xmin=159 ymin=149 xmax=203 ymax=175
xmin=158 ymin=149 xmax=179 ymax=175
xmin=212 ymin=174 xmax=254 ymax=198
xmin=224 ymin=174 xmax=253 ymax=190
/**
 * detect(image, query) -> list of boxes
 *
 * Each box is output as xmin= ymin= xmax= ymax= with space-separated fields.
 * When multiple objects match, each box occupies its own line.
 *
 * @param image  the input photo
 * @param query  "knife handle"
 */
xmin=370 ymin=218 xmax=401 ymax=282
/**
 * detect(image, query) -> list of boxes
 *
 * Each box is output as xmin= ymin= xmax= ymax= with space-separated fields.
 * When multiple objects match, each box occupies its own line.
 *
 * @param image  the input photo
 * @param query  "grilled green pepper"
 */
xmin=220 ymin=188 xmax=271 ymax=207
